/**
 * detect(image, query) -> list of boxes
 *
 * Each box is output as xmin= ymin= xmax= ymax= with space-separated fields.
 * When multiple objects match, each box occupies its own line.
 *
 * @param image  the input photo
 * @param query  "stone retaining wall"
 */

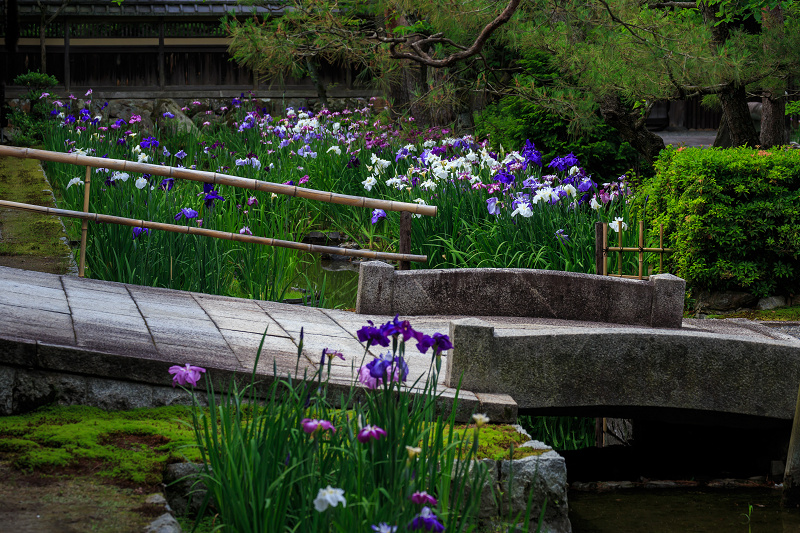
xmin=356 ymin=261 xmax=685 ymax=328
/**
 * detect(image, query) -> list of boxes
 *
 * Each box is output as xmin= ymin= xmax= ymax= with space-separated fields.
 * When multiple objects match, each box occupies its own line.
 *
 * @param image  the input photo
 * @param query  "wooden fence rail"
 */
xmin=0 ymin=146 xmax=432 ymax=275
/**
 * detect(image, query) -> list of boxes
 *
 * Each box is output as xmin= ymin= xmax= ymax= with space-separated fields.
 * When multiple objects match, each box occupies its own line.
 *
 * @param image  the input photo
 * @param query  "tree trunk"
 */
xmin=761 ymin=89 xmax=786 ymax=147
xmin=599 ymin=95 xmax=665 ymax=165
xmin=305 ymin=57 xmax=328 ymax=109
xmin=718 ymin=85 xmax=760 ymax=147
xmin=760 ymin=5 xmax=786 ymax=148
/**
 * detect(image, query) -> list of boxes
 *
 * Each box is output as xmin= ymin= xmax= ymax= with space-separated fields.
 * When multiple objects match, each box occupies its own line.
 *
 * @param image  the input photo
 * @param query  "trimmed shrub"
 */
xmin=640 ymin=146 xmax=800 ymax=297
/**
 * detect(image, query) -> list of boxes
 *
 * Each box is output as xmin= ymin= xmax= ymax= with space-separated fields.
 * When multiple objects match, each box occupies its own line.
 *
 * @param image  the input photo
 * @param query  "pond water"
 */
xmin=292 ymin=256 xmax=360 ymax=310
xmin=569 ymin=488 xmax=800 ymax=532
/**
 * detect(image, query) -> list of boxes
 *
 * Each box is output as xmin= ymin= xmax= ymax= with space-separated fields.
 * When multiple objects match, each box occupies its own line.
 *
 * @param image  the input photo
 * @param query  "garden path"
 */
xmin=0 ymin=265 xmax=516 ymax=420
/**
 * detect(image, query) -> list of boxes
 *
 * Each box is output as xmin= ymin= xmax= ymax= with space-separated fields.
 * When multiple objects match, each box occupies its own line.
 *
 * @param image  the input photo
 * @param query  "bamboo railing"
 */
xmin=595 ymin=221 xmax=673 ymax=280
xmin=0 ymin=146 xmax=433 ymax=275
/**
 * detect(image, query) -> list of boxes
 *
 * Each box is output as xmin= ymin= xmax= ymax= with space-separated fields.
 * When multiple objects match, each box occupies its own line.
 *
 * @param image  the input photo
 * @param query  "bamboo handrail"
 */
xmin=0 ymin=145 xmax=437 ymax=217
xmin=0 ymin=200 xmax=428 ymax=263
xmin=605 ymin=246 xmax=674 ymax=253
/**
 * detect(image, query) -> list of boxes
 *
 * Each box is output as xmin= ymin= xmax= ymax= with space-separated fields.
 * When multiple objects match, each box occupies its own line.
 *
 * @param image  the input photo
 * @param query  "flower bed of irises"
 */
xmin=40 ymin=90 xmax=639 ymax=304
xmin=169 ymin=317 xmax=542 ymax=533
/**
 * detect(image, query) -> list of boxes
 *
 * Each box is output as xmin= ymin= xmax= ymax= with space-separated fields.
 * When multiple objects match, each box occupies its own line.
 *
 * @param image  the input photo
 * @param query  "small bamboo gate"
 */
xmin=0 ymin=146 xmax=436 ymax=277
xmin=594 ymin=221 xmax=673 ymax=280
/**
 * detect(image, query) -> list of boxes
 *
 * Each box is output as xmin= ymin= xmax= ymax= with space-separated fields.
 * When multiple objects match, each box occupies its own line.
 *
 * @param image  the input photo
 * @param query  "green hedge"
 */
xmin=641 ymin=146 xmax=800 ymax=297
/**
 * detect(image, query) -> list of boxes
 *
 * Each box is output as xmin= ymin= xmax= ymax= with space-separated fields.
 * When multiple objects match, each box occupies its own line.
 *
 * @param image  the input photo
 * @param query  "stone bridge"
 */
xmin=2 ymin=264 xmax=800 ymax=428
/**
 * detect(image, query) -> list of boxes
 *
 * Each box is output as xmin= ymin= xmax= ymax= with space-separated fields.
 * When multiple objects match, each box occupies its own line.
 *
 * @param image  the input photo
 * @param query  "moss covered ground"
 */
xmin=0 ymin=405 xmax=201 ymax=486
xmin=0 ymin=155 xmax=72 ymax=273
xmin=706 ymin=305 xmax=800 ymax=322
xmin=0 ymin=404 xmax=545 ymax=488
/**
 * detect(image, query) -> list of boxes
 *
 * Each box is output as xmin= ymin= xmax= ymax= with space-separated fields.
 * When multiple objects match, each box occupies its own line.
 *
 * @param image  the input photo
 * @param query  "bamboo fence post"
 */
xmin=638 ymin=220 xmax=644 ymax=280
xmin=659 ymin=224 xmax=664 ymax=274
xmin=617 ymin=223 xmax=623 ymax=277
xmin=78 ymin=166 xmax=91 ymax=277
xmin=602 ymin=223 xmax=608 ymax=276
xmin=399 ymin=211 xmax=412 ymax=271
xmin=595 ymin=221 xmax=604 ymax=275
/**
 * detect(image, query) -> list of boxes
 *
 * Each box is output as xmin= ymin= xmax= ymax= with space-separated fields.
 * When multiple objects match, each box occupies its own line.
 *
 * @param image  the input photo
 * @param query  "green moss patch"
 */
xmin=0 ymin=405 xmax=201 ymax=485
xmin=0 ymin=155 xmax=72 ymax=273
xmin=706 ymin=305 xmax=800 ymax=321
xmin=451 ymin=424 xmax=550 ymax=461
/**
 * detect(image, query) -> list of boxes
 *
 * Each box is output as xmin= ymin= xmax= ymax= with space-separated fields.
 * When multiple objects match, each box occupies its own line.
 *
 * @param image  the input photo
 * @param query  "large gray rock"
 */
xmin=144 ymin=513 xmax=182 ymax=533
xmin=499 ymin=451 xmax=570 ymax=533
xmin=0 ymin=366 xmax=15 ymax=415
xmin=164 ymin=462 xmax=210 ymax=517
xmin=155 ymin=99 xmax=199 ymax=135
xmin=462 ymin=458 xmax=499 ymax=520
xmin=86 ymin=379 xmax=155 ymax=410
xmin=758 ymin=296 xmax=787 ymax=311
xmin=694 ymin=290 xmax=758 ymax=312
xmin=12 ymin=369 xmax=87 ymax=412
xmin=105 ymin=99 xmax=156 ymax=130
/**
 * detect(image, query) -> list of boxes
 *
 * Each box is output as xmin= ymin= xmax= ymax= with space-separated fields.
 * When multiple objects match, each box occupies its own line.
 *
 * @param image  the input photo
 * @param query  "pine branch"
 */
xmin=373 ymin=0 xmax=521 ymax=68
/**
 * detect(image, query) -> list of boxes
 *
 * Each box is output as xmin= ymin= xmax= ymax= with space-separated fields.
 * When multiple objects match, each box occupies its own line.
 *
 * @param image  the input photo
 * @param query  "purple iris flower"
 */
xmin=410 ymin=507 xmax=445 ymax=532
xmin=357 ymin=321 xmax=390 ymax=347
xmin=487 ymin=197 xmax=500 ymax=215
xmin=371 ymin=209 xmax=387 ymax=224
xmin=246 ymin=196 xmax=258 ymax=207
xmin=522 ymin=177 xmax=540 ymax=190
xmin=202 ymin=183 xmax=226 ymax=208
xmin=395 ymin=148 xmax=410 ymax=161
xmin=140 ymin=136 xmax=159 ymax=149
xmin=159 ymin=178 xmax=174 ymax=191
xmin=175 ymin=150 xmax=187 ymax=160
xmin=163 ymin=111 xmax=175 ymax=119
xmin=548 ymin=152 xmax=580 ymax=172
xmin=367 ymin=352 xmax=394 ymax=379
xmin=411 ymin=491 xmax=438 ymax=505
xmin=520 ymin=139 xmax=542 ymax=169
xmin=132 ymin=227 xmax=150 ymax=240
xmin=431 ymin=332 xmax=453 ymax=353
xmin=168 ymin=364 xmax=206 ymax=387
xmin=347 ymin=155 xmax=361 ymax=168
xmin=493 ymin=166 xmax=515 ymax=185
xmin=577 ymin=177 xmax=596 ymax=193
xmin=174 ymin=207 xmax=199 ymax=221
xmin=431 ymin=146 xmax=447 ymax=157
xmin=380 ymin=315 xmax=417 ymax=342
xmin=366 ymin=353 xmax=409 ymax=382
xmin=555 ymin=229 xmax=569 ymax=243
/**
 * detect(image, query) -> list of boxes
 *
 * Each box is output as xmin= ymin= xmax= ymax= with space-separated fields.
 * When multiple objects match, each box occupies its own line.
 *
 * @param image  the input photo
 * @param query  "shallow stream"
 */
xmin=569 ymin=488 xmax=800 ymax=532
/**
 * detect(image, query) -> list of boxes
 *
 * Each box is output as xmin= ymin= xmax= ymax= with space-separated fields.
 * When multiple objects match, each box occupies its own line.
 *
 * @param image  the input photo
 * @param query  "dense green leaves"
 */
xmin=640 ymin=146 xmax=800 ymax=297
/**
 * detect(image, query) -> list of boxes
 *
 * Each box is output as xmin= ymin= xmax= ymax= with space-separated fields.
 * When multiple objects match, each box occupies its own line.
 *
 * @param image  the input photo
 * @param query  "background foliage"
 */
xmin=640 ymin=146 xmax=800 ymax=298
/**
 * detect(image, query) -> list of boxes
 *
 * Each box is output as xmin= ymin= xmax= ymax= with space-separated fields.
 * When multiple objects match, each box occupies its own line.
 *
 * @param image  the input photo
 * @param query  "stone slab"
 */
xmin=447 ymin=318 xmax=800 ymax=420
xmin=0 ymin=285 xmax=71 ymax=314
xmin=357 ymin=263 xmax=685 ymax=329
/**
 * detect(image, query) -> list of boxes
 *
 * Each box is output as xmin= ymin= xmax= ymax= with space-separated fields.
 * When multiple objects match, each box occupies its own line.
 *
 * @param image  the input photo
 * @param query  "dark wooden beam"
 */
xmin=64 ymin=20 xmax=70 ymax=93
xmin=158 ymin=18 xmax=165 ymax=90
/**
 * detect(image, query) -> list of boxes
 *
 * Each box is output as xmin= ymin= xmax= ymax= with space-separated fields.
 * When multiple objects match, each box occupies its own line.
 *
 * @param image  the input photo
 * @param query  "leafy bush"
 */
xmin=640 ymin=146 xmax=800 ymax=297
xmin=7 ymin=71 xmax=60 ymax=146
